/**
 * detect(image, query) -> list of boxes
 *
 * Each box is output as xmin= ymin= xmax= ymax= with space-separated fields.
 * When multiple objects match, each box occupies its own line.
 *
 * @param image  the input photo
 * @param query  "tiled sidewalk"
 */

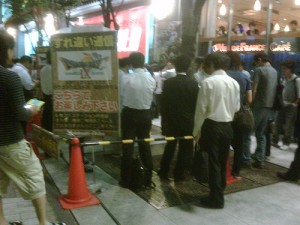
xmin=3 ymin=172 xmax=76 ymax=225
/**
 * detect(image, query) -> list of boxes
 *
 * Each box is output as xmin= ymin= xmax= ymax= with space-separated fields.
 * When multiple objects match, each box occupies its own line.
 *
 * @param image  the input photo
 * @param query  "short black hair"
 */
xmin=290 ymin=20 xmax=298 ymax=26
xmin=0 ymin=30 xmax=15 ymax=67
xmin=204 ymin=52 xmax=230 ymax=71
xmin=281 ymin=59 xmax=295 ymax=73
xmin=20 ymin=55 xmax=33 ymax=64
xmin=119 ymin=57 xmax=130 ymax=68
xmin=226 ymin=51 xmax=241 ymax=70
xmin=249 ymin=21 xmax=256 ymax=27
xmin=253 ymin=52 xmax=270 ymax=63
xmin=174 ymin=55 xmax=191 ymax=73
xmin=194 ymin=56 xmax=204 ymax=67
xmin=129 ymin=52 xmax=145 ymax=68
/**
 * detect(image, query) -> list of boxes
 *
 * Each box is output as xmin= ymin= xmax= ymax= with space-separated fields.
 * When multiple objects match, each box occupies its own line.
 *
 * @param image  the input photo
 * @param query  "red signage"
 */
xmin=212 ymin=42 xmax=292 ymax=53
xmin=77 ymin=6 xmax=148 ymax=58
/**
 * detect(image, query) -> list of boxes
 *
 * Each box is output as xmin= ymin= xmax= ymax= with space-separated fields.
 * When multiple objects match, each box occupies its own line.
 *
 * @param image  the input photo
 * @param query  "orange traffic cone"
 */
xmin=226 ymin=156 xmax=239 ymax=185
xmin=58 ymin=137 xmax=100 ymax=210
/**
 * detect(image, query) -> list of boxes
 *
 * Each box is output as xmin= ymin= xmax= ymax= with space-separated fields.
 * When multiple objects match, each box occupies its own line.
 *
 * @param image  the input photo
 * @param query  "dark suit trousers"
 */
xmin=159 ymin=130 xmax=193 ymax=179
xmin=286 ymin=136 xmax=300 ymax=179
xmin=41 ymin=94 xmax=53 ymax=132
xmin=231 ymin=124 xmax=246 ymax=176
xmin=120 ymin=107 xmax=153 ymax=187
xmin=200 ymin=119 xmax=233 ymax=206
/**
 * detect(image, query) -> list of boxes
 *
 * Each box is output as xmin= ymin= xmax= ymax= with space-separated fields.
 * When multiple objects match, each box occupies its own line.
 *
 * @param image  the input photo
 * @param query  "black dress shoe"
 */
xmin=277 ymin=172 xmax=299 ymax=181
xmin=157 ymin=171 xmax=171 ymax=181
xmin=200 ymin=197 xmax=224 ymax=209
xmin=9 ymin=221 xmax=23 ymax=225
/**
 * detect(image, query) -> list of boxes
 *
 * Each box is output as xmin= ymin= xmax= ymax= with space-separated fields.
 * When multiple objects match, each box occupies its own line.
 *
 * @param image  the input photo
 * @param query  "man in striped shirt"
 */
xmin=0 ymin=31 xmax=65 ymax=225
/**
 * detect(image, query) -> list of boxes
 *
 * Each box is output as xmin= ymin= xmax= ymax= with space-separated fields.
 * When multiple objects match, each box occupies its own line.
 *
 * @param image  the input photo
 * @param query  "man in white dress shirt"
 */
xmin=193 ymin=52 xmax=240 ymax=209
xmin=120 ymin=52 xmax=156 ymax=190
xmin=10 ymin=55 xmax=39 ymax=101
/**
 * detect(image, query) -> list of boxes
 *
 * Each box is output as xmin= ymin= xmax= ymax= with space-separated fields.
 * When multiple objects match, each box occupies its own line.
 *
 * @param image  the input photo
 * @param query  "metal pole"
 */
xmin=265 ymin=0 xmax=273 ymax=54
xmin=227 ymin=0 xmax=233 ymax=51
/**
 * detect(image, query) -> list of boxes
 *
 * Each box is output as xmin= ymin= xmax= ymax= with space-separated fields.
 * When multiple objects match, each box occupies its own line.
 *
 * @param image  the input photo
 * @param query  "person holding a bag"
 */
xmin=226 ymin=51 xmax=253 ymax=178
xmin=193 ymin=52 xmax=240 ymax=209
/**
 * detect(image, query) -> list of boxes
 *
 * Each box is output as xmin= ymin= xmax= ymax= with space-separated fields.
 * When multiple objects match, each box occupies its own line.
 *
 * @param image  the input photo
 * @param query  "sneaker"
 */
xmin=9 ymin=222 xmax=22 ymax=225
xmin=280 ymin=145 xmax=289 ymax=150
xmin=271 ymin=142 xmax=281 ymax=148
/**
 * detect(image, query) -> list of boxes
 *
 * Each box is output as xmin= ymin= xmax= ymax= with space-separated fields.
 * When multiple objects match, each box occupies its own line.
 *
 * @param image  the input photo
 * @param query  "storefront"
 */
xmin=197 ymin=0 xmax=300 ymax=75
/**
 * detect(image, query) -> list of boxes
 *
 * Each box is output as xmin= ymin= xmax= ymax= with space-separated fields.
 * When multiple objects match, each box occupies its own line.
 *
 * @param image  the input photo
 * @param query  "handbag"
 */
xmin=129 ymin=154 xmax=146 ymax=191
xmin=192 ymin=143 xmax=209 ymax=183
xmin=233 ymin=104 xmax=254 ymax=132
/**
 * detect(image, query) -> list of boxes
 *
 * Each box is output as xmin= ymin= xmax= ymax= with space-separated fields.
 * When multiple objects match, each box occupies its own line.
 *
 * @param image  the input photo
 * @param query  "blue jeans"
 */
xmin=252 ymin=107 xmax=273 ymax=163
xmin=243 ymin=131 xmax=252 ymax=162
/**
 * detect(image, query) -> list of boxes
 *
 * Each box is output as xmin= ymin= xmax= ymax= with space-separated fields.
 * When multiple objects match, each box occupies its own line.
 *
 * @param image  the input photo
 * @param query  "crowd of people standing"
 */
xmin=119 ymin=49 xmax=300 ymax=209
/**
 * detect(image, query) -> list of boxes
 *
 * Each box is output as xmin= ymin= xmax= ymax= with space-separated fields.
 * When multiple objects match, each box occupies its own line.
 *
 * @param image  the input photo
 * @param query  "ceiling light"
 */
xmin=274 ymin=23 xmax=280 ymax=31
xmin=254 ymin=0 xmax=261 ymax=11
xmin=284 ymin=25 xmax=290 ymax=32
xmin=295 ymin=0 xmax=300 ymax=6
xmin=219 ymin=4 xmax=227 ymax=16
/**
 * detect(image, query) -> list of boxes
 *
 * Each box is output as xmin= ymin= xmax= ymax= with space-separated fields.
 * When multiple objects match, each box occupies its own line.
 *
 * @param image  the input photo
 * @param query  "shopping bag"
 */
xmin=192 ymin=143 xmax=209 ymax=183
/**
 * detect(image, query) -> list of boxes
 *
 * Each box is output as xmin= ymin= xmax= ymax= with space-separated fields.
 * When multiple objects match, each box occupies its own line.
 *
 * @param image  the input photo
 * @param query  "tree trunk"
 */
xmin=180 ymin=0 xmax=205 ymax=56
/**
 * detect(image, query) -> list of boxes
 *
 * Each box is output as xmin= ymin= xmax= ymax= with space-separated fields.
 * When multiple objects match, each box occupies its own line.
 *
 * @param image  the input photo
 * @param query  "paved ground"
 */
xmin=3 ymin=122 xmax=300 ymax=225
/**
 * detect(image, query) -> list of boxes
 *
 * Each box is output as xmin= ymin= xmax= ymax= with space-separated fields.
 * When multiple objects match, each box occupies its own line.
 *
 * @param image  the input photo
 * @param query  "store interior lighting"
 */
xmin=254 ymin=0 xmax=261 ymax=11
xmin=219 ymin=4 xmax=227 ymax=16
xmin=151 ymin=0 xmax=175 ymax=20
xmin=284 ymin=25 xmax=290 ymax=32
xmin=44 ymin=13 xmax=56 ymax=36
xmin=77 ymin=16 xmax=85 ymax=26
xmin=274 ymin=23 xmax=280 ymax=31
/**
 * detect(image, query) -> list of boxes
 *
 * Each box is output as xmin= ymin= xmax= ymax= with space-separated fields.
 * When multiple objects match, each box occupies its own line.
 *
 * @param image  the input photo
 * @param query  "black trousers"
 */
xmin=159 ymin=130 xmax=193 ymax=180
xmin=231 ymin=123 xmax=245 ymax=176
xmin=286 ymin=133 xmax=300 ymax=179
xmin=200 ymin=119 xmax=233 ymax=206
xmin=41 ymin=94 xmax=53 ymax=132
xmin=120 ymin=107 xmax=153 ymax=187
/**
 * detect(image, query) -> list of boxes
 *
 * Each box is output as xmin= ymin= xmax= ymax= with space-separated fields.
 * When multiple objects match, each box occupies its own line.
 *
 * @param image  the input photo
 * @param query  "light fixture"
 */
xmin=77 ymin=16 xmax=84 ymax=26
xmin=274 ymin=23 xmax=280 ymax=31
xmin=284 ymin=25 xmax=290 ymax=32
xmin=44 ymin=13 xmax=56 ymax=36
xmin=254 ymin=0 xmax=261 ymax=11
xmin=219 ymin=4 xmax=227 ymax=16
xmin=151 ymin=0 xmax=175 ymax=20
xmin=295 ymin=0 xmax=300 ymax=6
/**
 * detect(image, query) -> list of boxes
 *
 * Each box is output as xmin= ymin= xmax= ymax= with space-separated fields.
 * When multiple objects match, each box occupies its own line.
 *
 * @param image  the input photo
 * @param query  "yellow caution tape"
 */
xmin=144 ymin=138 xmax=155 ymax=142
xmin=98 ymin=141 xmax=111 ymax=145
xmin=165 ymin=137 xmax=175 ymax=141
xmin=122 ymin=139 xmax=134 ymax=144
xmin=184 ymin=136 xmax=194 ymax=140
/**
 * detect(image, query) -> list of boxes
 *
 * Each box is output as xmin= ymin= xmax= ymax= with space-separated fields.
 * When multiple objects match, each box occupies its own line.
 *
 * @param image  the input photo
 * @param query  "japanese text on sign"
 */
xmin=52 ymin=34 xmax=115 ymax=50
xmin=54 ymin=90 xmax=118 ymax=112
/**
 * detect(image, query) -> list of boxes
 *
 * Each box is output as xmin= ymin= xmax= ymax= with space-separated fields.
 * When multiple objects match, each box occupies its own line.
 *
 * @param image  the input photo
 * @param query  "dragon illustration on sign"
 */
xmin=59 ymin=52 xmax=110 ymax=79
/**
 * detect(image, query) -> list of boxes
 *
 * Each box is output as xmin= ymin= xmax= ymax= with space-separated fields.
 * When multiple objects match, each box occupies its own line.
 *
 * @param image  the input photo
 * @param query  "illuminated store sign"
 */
xmin=212 ymin=42 xmax=291 ymax=52
xmin=77 ymin=7 xmax=148 ymax=58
